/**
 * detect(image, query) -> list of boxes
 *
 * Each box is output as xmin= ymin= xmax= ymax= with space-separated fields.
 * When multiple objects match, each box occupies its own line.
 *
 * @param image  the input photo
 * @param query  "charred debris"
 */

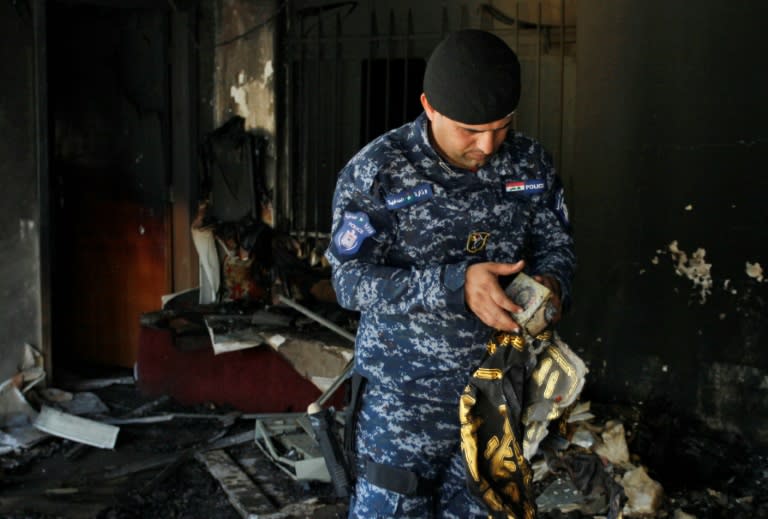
xmin=1 ymin=117 xmax=765 ymax=518
xmin=1 ymin=365 xmax=767 ymax=518
xmin=2 ymin=298 xmax=767 ymax=519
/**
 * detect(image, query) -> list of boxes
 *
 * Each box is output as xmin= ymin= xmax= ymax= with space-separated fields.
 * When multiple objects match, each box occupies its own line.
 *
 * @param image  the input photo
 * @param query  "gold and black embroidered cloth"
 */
xmin=460 ymin=331 xmax=536 ymax=519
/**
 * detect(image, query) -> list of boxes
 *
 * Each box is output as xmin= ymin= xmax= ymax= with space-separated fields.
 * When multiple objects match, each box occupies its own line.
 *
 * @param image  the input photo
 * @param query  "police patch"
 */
xmin=505 ymin=179 xmax=546 ymax=195
xmin=334 ymin=211 xmax=375 ymax=256
xmin=385 ymin=183 xmax=433 ymax=210
xmin=466 ymin=232 xmax=490 ymax=254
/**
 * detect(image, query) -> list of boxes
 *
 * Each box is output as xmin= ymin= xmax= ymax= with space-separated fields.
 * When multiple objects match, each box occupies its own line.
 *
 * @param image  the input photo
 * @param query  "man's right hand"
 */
xmin=464 ymin=260 xmax=526 ymax=332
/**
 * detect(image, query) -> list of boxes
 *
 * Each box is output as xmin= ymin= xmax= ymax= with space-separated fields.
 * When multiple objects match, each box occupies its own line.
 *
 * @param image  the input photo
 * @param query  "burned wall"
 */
xmin=567 ymin=1 xmax=768 ymax=448
xmin=0 ymin=3 xmax=43 ymax=381
xmin=217 ymin=0 xmax=768 ymax=449
xmin=210 ymin=0 xmax=278 ymax=224
xmin=279 ymin=0 xmax=577 ymax=236
xmin=47 ymin=5 xmax=173 ymax=368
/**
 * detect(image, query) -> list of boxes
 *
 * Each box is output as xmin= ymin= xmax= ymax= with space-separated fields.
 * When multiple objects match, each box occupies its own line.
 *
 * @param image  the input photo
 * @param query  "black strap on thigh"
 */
xmin=343 ymin=372 xmax=366 ymax=476
xmin=364 ymin=459 xmax=437 ymax=497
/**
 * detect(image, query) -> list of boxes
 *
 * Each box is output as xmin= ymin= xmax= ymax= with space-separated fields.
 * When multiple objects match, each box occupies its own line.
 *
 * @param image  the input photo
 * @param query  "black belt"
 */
xmin=364 ymin=459 xmax=438 ymax=497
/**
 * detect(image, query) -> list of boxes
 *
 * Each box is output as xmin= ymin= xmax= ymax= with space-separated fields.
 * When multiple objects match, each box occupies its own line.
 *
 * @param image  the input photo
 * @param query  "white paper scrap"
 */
xmin=205 ymin=317 xmax=266 ymax=355
xmin=267 ymin=334 xmax=287 ymax=350
xmin=33 ymin=405 xmax=119 ymax=449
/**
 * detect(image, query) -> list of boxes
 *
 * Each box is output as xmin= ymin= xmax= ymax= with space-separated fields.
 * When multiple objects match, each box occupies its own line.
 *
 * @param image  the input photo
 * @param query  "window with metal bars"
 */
xmin=279 ymin=0 xmax=576 ymax=236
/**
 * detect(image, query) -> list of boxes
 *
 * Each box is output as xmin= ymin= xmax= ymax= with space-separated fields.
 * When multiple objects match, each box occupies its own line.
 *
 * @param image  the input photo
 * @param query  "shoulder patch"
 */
xmin=333 ymin=211 xmax=375 ymax=256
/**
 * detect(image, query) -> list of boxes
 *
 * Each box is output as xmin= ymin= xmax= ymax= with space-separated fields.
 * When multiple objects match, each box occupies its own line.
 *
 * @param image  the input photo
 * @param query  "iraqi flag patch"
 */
xmin=505 ymin=179 xmax=546 ymax=195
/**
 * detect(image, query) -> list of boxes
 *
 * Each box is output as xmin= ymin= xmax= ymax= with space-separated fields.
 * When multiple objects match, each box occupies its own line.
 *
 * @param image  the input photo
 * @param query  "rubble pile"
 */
xmin=529 ymin=400 xmax=768 ymax=518
xmin=2 ymin=346 xmax=767 ymax=518
xmin=1 ymin=378 xmax=344 ymax=519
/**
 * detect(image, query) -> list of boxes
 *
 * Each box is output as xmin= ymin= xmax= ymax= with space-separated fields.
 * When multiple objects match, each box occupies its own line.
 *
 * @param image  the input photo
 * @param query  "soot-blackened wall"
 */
xmin=0 ymin=2 xmax=43 ymax=381
xmin=567 ymin=0 xmax=768 ymax=448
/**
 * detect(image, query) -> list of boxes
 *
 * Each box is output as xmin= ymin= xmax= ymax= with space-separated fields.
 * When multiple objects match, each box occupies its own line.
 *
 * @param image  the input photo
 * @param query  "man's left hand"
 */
xmin=533 ymin=274 xmax=562 ymax=325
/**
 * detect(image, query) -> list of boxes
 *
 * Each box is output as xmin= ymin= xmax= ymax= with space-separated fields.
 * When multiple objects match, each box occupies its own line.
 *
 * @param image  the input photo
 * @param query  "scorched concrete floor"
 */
xmin=1 ymin=377 xmax=767 ymax=518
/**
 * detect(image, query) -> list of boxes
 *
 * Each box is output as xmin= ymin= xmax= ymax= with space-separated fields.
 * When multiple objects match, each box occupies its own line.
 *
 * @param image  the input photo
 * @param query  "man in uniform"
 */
xmin=325 ymin=29 xmax=576 ymax=518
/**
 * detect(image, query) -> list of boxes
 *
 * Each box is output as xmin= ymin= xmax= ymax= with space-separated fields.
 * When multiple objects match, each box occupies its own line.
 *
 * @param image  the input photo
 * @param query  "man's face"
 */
xmin=421 ymin=93 xmax=513 ymax=171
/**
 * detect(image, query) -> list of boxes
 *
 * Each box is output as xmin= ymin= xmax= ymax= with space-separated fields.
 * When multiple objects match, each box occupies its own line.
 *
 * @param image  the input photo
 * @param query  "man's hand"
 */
xmin=465 ymin=260 xmax=526 ymax=332
xmin=533 ymin=274 xmax=563 ymax=325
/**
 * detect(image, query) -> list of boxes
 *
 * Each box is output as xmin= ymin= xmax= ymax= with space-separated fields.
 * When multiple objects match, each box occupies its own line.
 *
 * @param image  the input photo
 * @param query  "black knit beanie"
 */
xmin=423 ymin=29 xmax=521 ymax=125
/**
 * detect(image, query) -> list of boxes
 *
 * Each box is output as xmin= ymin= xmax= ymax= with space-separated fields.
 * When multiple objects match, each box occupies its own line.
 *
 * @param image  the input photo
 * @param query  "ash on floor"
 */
xmin=1 ymin=380 xmax=345 ymax=519
xmin=1 ymin=379 xmax=766 ymax=518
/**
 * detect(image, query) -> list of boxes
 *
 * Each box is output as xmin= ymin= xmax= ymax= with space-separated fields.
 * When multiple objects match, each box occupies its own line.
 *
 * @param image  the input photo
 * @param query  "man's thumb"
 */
xmin=492 ymin=260 xmax=525 ymax=275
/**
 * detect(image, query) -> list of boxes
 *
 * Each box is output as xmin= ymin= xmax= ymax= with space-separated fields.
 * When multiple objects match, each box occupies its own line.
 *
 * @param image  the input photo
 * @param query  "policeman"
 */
xmin=325 ymin=29 xmax=576 ymax=518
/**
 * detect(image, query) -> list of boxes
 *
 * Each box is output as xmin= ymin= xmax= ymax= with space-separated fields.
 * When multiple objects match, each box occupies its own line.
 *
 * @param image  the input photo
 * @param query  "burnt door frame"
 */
xmin=34 ymin=0 xmax=53 ymax=377
xmin=38 ymin=0 xmax=200 ymax=375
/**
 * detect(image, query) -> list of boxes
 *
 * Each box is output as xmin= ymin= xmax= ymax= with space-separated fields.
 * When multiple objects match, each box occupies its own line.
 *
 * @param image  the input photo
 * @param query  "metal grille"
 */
xmin=279 ymin=0 xmax=576 ymax=236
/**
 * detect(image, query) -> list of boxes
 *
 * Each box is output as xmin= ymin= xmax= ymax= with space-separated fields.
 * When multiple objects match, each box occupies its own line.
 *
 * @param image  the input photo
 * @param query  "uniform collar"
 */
xmin=413 ymin=112 xmax=474 ymax=176
xmin=412 ymin=112 xmax=515 ymax=179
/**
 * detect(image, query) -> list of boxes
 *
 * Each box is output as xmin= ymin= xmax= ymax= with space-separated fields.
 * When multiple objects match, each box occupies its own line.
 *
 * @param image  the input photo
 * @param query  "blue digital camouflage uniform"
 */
xmin=325 ymin=112 xmax=575 ymax=518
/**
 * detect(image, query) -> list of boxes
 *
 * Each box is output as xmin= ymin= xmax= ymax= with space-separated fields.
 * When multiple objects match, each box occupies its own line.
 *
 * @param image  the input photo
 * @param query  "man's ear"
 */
xmin=420 ymin=93 xmax=434 ymax=120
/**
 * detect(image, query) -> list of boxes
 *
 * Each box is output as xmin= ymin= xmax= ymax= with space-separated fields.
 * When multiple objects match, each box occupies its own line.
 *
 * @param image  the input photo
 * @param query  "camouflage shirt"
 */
xmin=325 ymin=112 xmax=575 ymax=403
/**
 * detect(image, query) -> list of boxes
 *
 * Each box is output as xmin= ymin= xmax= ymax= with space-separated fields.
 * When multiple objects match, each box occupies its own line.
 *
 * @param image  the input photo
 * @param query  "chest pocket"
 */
xmin=390 ymin=184 xmax=511 ymax=266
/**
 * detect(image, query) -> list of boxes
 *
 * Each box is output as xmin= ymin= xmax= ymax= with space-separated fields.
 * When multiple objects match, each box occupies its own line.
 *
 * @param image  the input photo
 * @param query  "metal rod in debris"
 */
xmin=317 ymin=359 xmax=354 ymax=407
xmin=277 ymin=294 xmax=356 ymax=343
xmin=276 ymin=294 xmax=355 ymax=406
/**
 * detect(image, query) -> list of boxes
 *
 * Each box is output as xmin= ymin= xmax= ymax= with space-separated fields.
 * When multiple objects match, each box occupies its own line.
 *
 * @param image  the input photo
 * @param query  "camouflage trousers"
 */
xmin=348 ymin=383 xmax=487 ymax=519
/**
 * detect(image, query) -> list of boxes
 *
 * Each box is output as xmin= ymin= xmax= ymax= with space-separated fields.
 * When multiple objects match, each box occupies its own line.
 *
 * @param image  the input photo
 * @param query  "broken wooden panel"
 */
xmin=265 ymin=332 xmax=352 ymax=393
xmin=196 ymin=449 xmax=276 ymax=517
xmin=136 ymin=325 xmax=346 ymax=413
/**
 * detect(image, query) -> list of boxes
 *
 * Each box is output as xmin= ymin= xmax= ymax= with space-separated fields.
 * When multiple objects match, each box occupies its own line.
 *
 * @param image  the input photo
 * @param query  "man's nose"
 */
xmin=476 ymin=131 xmax=494 ymax=155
